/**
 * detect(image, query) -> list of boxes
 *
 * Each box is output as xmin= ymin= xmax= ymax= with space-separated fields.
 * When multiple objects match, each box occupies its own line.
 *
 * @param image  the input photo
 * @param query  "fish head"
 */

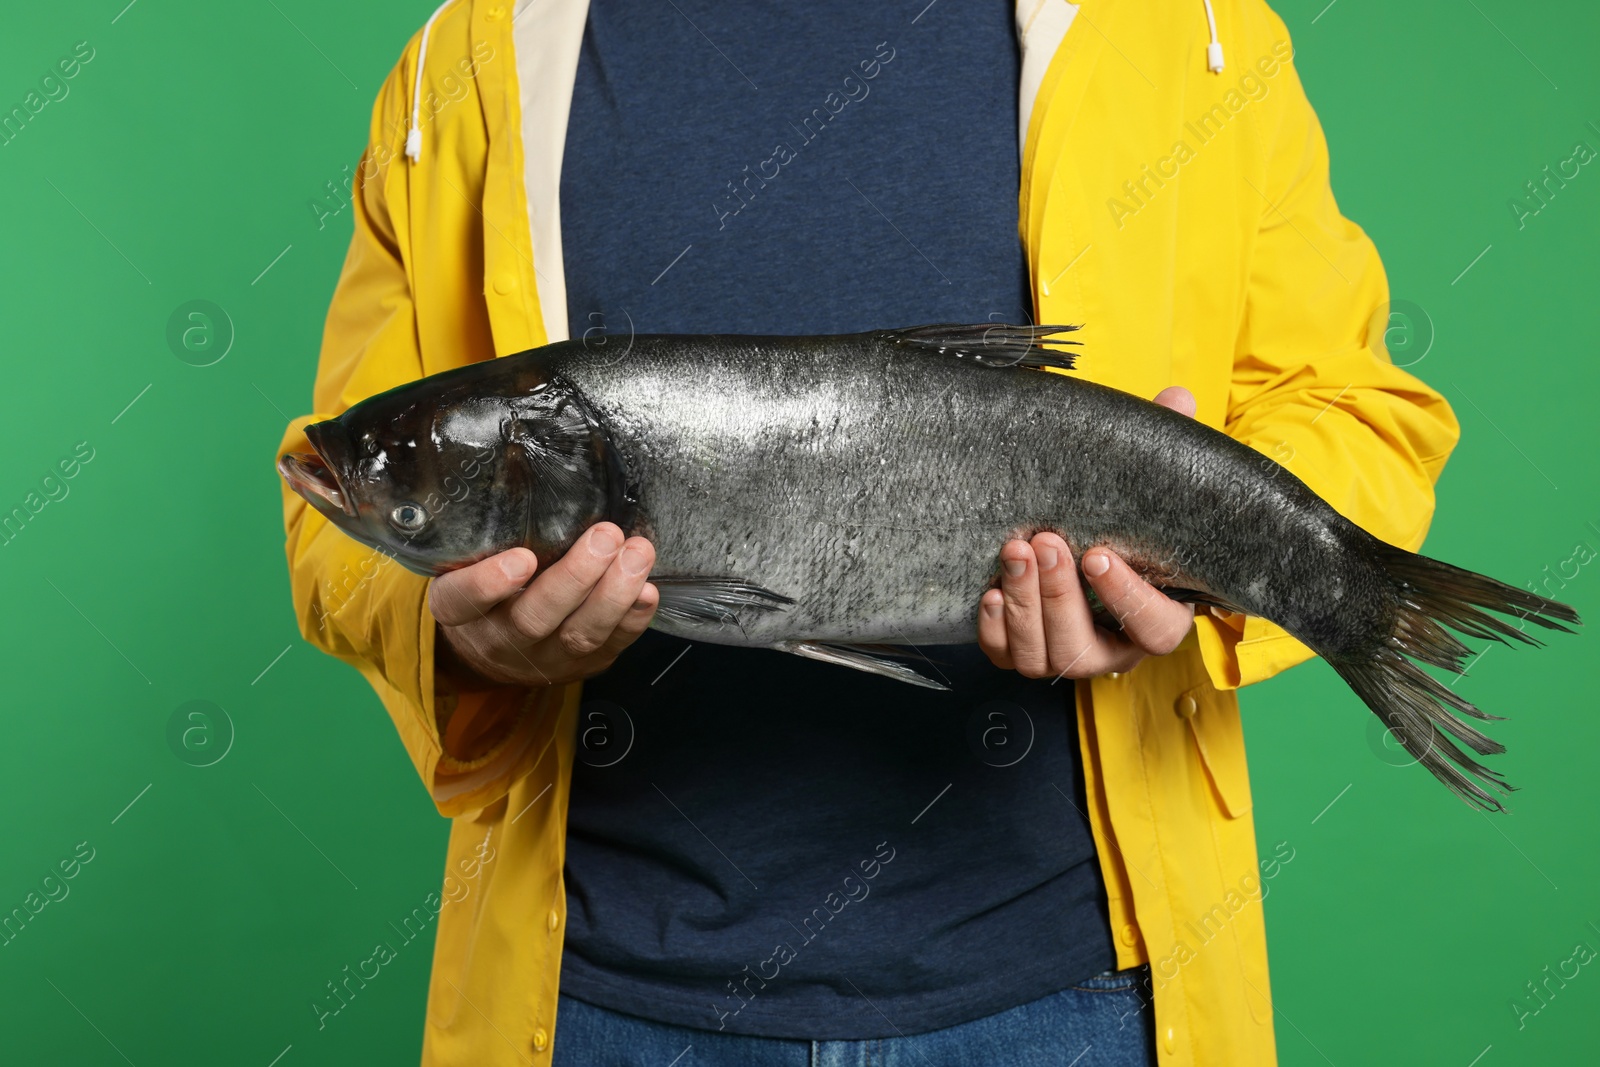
xmin=278 ymin=376 xmax=618 ymax=577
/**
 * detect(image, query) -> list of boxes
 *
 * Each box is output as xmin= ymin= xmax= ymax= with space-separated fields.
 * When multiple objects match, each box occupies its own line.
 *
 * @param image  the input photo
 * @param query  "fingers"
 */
xmin=980 ymin=535 xmax=1193 ymax=678
xmin=1032 ymin=532 xmax=1102 ymax=678
xmin=992 ymin=538 xmax=1048 ymax=675
xmin=977 ymin=587 xmax=1012 ymax=669
xmin=1152 ymin=385 xmax=1196 ymax=418
xmin=429 ymin=548 xmax=536 ymax=627
xmin=553 ymin=537 xmax=658 ymax=659
xmin=1081 ymin=549 xmax=1195 ymax=656
xmin=506 ymin=524 xmax=625 ymax=638
xmin=590 ymin=580 xmax=661 ymax=662
xmin=980 ymin=533 xmax=1106 ymax=679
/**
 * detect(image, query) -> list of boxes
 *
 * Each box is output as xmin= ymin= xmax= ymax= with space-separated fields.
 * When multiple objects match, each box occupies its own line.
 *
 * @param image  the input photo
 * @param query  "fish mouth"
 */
xmin=278 ymin=451 xmax=352 ymax=515
xmin=278 ymin=420 xmax=356 ymax=518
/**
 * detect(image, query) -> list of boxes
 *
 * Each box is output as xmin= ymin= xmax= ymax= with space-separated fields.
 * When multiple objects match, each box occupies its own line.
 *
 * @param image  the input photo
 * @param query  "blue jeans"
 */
xmin=552 ymin=965 xmax=1156 ymax=1066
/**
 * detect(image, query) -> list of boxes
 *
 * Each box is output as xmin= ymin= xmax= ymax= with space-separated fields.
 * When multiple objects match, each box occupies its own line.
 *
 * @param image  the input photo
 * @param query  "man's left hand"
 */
xmin=977 ymin=386 xmax=1199 ymax=680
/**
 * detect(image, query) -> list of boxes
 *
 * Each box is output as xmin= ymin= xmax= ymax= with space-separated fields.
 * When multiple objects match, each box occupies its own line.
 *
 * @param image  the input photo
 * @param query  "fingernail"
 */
xmin=1036 ymin=545 xmax=1058 ymax=571
xmin=500 ymin=552 xmax=533 ymax=581
xmin=983 ymin=596 xmax=1004 ymax=618
xmin=1003 ymin=559 xmax=1026 ymax=579
xmin=588 ymin=526 xmax=623 ymax=555
xmin=1083 ymin=552 xmax=1110 ymax=577
xmin=619 ymin=545 xmax=650 ymax=576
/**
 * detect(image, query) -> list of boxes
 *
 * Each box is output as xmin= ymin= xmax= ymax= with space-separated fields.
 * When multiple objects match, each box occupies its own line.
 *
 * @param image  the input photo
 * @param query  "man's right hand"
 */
xmin=429 ymin=523 xmax=660 ymax=689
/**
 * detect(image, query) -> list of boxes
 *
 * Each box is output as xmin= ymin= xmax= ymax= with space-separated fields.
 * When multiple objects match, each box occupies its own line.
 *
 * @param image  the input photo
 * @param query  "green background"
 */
xmin=1 ymin=1 xmax=1595 ymax=1063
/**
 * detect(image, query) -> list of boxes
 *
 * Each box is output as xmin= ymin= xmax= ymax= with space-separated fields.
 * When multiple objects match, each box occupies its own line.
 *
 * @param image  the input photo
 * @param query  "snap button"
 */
xmin=1175 ymin=693 xmax=1199 ymax=720
xmin=1119 ymin=923 xmax=1139 ymax=947
xmin=547 ymin=909 xmax=560 ymax=932
xmin=532 ymin=1027 xmax=549 ymax=1051
xmin=487 ymin=4 xmax=506 ymax=18
xmin=1163 ymin=1025 xmax=1176 ymax=1054
xmin=493 ymin=274 xmax=516 ymax=295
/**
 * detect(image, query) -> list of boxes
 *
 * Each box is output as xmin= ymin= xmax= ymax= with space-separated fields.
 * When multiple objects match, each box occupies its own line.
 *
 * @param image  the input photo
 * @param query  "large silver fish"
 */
xmin=279 ymin=324 xmax=1578 ymax=809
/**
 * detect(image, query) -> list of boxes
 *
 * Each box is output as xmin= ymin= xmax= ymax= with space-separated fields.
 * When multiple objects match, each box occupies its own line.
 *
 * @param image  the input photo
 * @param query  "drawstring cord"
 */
xmin=1201 ymin=0 xmax=1225 ymax=72
xmin=407 ymin=0 xmax=455 ymax=161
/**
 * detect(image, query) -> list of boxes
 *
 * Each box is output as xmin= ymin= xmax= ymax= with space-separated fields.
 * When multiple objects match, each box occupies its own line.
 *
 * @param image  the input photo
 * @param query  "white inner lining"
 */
xmin=1016 ymin=0 xmax=1079 ymax=160
xmin=512 ymin=0 xmax=592 ymax=344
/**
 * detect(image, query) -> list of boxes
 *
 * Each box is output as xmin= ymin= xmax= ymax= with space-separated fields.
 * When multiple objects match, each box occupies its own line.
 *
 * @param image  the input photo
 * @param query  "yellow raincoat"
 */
xmin=276 ymin=1 xmax=1459 ymax=1063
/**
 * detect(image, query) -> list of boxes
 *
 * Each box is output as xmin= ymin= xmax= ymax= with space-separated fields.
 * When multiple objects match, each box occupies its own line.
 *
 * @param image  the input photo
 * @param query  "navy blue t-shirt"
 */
xmin=556 ymin=0 xmax=1114 ymax=1039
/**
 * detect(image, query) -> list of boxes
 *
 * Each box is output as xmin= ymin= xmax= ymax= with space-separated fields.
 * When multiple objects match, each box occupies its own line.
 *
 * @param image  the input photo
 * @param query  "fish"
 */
xmin=279 ymin=323 xmax=1579 ymax=810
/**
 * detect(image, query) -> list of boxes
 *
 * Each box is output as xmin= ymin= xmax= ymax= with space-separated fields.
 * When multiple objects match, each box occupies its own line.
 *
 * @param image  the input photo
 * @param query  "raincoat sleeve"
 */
xmin=1192 ymin=22 xmax=1462 ymax=692
xmin=275 ymin=52 xmax=552 ymax=818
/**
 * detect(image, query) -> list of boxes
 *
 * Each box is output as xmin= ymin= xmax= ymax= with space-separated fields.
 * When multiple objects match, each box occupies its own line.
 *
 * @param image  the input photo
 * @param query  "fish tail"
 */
xmin=1330 ymin=544 xmax=1581 ymax=812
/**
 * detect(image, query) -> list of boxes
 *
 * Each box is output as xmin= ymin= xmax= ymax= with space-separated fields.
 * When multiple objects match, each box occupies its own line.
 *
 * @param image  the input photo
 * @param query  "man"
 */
xmin=276 ymin=1 xmax=1458 ymax=1064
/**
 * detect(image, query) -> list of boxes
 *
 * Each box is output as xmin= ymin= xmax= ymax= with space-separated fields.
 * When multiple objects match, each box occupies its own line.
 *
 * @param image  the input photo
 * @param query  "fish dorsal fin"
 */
xmin=882 ymin=323 xmax=1082 ymax=371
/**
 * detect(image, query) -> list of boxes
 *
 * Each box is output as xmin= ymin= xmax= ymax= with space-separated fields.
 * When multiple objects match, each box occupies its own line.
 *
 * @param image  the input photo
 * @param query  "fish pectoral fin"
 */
xmin=652 ymin=576 xmax=795 ymax=626
xmin=776 ymin=641 xmax=950 ymax=691
xmin=882 ymin=323 xmax=1081 ymax=371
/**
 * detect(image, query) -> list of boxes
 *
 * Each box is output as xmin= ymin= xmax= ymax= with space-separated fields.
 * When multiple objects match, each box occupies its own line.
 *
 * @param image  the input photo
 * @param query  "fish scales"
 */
xmin=554 ymin=334 xmax=1362 ymax=648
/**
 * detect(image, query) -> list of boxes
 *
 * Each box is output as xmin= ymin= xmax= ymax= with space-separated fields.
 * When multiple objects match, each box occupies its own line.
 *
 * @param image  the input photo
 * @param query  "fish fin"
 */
xmin=1377 ymin=544 xmax=1580 ymax=652
xmin=835 ymin=642 xmax=957 ymax=687
xmin=1331 ymin=653 xmax=1516 ymax=813
xmin=777 ymin=641 xmax=950 ymax=691
xmin=1163 ymin=588 xmax=1249 ymax=616
xmin=505 ymin=381 xmax=614 ymax=546
xmin=1328 ymin=543 xmax=1582 ymax=813
xmin=652 ymin=576 xmax=795 ymax=627
xmin=833 ymin=642 xmax=918 ymax=657
xmin=883 ymin=323 xmax=1082 ymax=371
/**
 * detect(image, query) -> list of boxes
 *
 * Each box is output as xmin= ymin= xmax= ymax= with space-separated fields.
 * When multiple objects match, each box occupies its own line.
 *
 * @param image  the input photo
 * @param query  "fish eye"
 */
xmin=390 ymin=502 xmax=428 ymax=531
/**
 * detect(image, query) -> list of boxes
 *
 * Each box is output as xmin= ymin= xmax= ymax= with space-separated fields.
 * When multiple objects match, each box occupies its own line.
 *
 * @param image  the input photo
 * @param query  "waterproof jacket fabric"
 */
xmin=275 ymin=1 xmax=1460 ymax=1063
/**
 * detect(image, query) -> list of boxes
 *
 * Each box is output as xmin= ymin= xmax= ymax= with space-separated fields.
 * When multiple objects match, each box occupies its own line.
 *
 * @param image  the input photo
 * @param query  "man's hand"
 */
xmin=429 ymin=523 xmax=659 ymax=689
xmin=978 ymin=386 xmax=1199 ymax=680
